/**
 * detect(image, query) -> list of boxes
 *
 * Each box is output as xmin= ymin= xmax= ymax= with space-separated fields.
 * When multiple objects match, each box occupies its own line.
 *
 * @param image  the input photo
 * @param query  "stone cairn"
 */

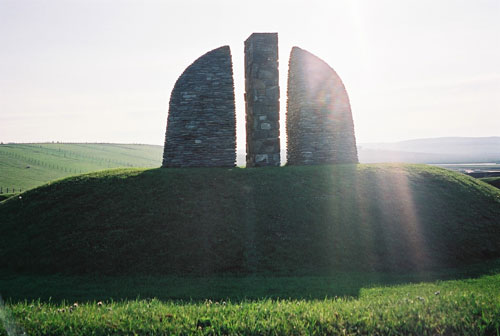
xmin=244 ymin=33 xmax=281 ymax=167
xmin=162 ymin=46 xmax=236 ymax=168
xmin=286 ymin=47 xmax=358 ymax=165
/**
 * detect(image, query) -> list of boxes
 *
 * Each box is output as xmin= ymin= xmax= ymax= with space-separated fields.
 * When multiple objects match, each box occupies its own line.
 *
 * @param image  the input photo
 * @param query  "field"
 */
xmin=1 ymin=266 xmax=500 ymax=335
xmin=481 ymin=177 xmax=500 ymax=189
xmin=2 ymin=142 xmax=499 ymax=194
xmin=0 ymin=143 xmax=162 ymax=192
xmin=2 ymin=163 xmax=500 ymax=335
xmin=433 ymin=163 xmax=500 ymax=172
xmin=432 ymin=163 xmax=500 ymax=179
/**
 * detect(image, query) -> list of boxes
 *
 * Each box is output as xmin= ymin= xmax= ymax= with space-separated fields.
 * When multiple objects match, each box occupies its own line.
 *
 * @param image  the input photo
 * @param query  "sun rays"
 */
xmin=347 ymin=164 xmax=428 ymax=271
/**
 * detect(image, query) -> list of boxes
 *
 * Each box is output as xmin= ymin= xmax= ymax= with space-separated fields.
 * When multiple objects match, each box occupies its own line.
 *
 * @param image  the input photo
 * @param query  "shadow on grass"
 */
xmin=1 ymin=259 xmax=499 ymax=304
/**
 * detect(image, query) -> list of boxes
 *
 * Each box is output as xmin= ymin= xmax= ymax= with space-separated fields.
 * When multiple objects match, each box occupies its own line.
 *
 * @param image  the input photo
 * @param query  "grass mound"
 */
xmin=1 ymin=164 xmax=499 ymax=275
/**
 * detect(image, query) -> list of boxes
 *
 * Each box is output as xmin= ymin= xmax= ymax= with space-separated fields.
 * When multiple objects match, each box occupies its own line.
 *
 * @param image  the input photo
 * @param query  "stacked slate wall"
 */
xmin=162 ymin=46 xmax=236 ymax=168
xmin=287 ymin=47 xmax=358 ymax=165
xmin=244 ymin=33 xmax=281 ymax=167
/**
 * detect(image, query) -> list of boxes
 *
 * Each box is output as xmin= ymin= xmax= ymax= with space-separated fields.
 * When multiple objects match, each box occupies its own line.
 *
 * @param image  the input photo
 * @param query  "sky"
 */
xmin=1 ymin=0 xmax=499 ymax=154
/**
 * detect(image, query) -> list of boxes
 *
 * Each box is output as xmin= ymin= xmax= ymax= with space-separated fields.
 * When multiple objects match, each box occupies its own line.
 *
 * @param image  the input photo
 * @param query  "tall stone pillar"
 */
xmin=244 ymin=33 xmax=280 ymax=167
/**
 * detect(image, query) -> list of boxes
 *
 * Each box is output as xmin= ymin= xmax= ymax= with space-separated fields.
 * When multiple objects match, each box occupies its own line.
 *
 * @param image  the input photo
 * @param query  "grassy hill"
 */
xmin=0 ymin=143 xmax=163 ymax=192
xmin=481 ymin=177 xmax=500 ymax=189
xmin=1 ymin=164 xmax=499 ymax=276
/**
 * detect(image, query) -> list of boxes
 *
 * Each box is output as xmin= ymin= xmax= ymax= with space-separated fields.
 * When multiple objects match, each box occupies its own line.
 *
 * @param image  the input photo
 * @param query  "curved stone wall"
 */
xmin=162 ymin=46 xmax=236 ymax=168
xmin=286 ymin=47 xmax=358 ymax=165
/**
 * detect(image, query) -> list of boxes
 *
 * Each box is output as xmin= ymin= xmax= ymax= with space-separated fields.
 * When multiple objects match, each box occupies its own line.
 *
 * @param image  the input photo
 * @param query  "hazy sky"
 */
xmin=1 ymin=0 xmax=499 ymax=153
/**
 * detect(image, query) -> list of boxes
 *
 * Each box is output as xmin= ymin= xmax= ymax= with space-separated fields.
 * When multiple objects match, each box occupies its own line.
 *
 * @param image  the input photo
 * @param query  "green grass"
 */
xmin=0 ymin=193 xmax=16 ymax=202
xmin=0 ymin=143 xmax=162 ymax=191
xmin=2 ymin=259 xmax=500 ymax=303
xmin=481 ymin=177 xmax=500 ymax=189
xmin=2 ymin=163 xmax=500 ymax=335
xmin=2 ymin=270 xmax=500 ymax=335
xmin=1 ymin=164 xmax=500 ymax=275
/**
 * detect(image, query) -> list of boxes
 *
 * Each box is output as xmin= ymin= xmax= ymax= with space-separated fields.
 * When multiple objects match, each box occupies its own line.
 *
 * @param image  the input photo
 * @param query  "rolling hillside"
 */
xmin=481 ymin=177 xmax=500 ymax=189
xmin=0 ymin=143 xmax=163 ymax=192
xmin=3 ymin=137 xmax=499 ymax=194
xmin=1 ymin=164 xmax=499 ymax=276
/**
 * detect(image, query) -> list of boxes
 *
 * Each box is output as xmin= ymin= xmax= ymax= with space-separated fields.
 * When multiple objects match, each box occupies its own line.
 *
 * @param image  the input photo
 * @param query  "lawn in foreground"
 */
xmin=2 ymin=271 xmax=500 ymax=335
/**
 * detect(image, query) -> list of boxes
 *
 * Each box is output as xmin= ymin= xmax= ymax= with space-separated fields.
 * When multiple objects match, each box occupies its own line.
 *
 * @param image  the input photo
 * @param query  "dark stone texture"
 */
xmin=245 ymin=33 xmax=281 ymax=167
xmin=162 ymin=46 xmax=236 ymax=168
xmin=286 ymin=47 xmax=358 ymax=165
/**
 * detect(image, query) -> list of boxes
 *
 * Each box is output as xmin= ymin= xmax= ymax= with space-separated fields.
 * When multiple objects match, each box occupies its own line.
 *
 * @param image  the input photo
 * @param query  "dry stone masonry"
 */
xmin=162 ymin=46 xmax=236 ymax=168
xmin=286 ymin=47 xmax=358 ymax=165
xmin=162 ymin=35 xmax=358 ymax=168
xmin=244 ymin=33 xmax=281 ymax=167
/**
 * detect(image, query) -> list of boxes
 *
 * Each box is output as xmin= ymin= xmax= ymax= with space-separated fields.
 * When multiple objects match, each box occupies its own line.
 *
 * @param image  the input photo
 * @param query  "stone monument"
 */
xmin=286 ymin=47 xmax=358 ymax=165
xmin=162 ymin=46 xmax=236 ymax=168
xmin=244 ymin=33 xmax=281 ymax=167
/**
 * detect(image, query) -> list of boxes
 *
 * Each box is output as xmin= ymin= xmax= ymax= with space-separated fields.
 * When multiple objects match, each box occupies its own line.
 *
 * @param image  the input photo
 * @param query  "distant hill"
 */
xmin=481 ymin=177 xmax=500 ymax=189
xmin=1 ymin=164 xmax=499 ymax=275
xmin=358 ymin=137 xmax=500 ymax=163
xmin=237 ymin=137 xmax=500 ymax=165
xmin=0 ymin=143 xmax=163 ymax=191
xmin=3 ymin=137 xmax=499 ymax=192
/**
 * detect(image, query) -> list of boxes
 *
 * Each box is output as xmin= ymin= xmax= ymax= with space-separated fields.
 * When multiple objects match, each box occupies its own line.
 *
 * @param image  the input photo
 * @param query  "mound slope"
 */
xmin=1 ymin=164 xmax=499 ymax=275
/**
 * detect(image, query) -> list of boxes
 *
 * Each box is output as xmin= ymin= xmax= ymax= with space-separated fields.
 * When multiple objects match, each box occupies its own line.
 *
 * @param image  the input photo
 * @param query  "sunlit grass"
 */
xmin=0 ymin=143 xmax=162 ymax=191
xmin=2 ymin=272 xmax=499 ymax=335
